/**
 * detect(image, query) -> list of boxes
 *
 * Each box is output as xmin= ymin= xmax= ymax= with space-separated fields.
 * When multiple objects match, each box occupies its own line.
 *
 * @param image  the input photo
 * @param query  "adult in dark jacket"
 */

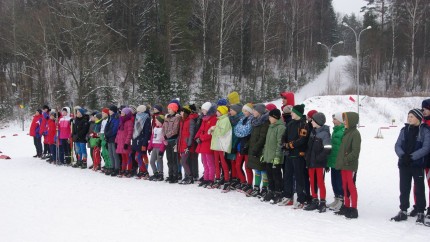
xmin=29 ymin=109 xmax=43 ymax=158
xmin=279 ymin=104 xmax=310 ymax=207
xmin=247 ymin=103 xmax=270 ymax=196
xmin=391 ymin=109 xmax=430 ymax=224
xmin=335 ymin=112 xmax=361 ymax=219
xmin=132 ymin=105 xmax=152 ymax=178
xmin=304 ymin=112 xmax=331 ymax=212
xmin=72 ymin=108 xmax=90 ymax=168
xmin=104 ymin=105 xmax=121 ymax=176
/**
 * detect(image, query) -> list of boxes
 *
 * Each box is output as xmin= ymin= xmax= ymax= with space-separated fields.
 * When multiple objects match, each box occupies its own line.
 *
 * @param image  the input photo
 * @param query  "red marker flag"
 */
xmin=349 ymin=96 xmax=356 ymax=102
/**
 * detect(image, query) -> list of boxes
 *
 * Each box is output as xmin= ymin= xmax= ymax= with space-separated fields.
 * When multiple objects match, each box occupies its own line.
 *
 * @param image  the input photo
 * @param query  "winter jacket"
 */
xmin=87 ymin=121 xmax=96 ymax=144
xmin=162 ymin=113 xmax=181 ymax=141
xmin=262 ymin=119 xmax=286 ymax=164
xmin=305 ymin=125 xmax=331 ymax=168
xmin=89 ymin=119 xmax=102 ymax=148
xmin=39 ymin=111 xmax=50 ymax=136
xmin=45 ymin=119 xmax=57 ymax=145
xmin=227 ymin=112 xmax=244 ymax=160
xmin=115 ymin=113 xmax=134 ymax=154
xmin=132 ymin=112 xmax=151 ymax=151
xmin=282 ymin=117 xmax=309 ymax=158
xmin=104 ymin=113 xmax=120 ymax=143
xmin=335 ymin=112 xmax=361 ymax=171
xmin=195 ymin=107 xmax=217 ymax=154
xmin=395 ymin=123 xmax=430 ymax=168
xmin=234 ymin=115 xmax=253 ymax=155
xmin=247 ymin=113 xmax=270 ymax=170
xmin=148 ymin=126 xmax=167 ymax=152
xmin=72 ymin=115 xmax=90 ymax=143
xmin=424 ymin=117 xmax=430 ymax=168
xmin=210 ymin=114 xmax=232 ymax=153
xmin=29 ymin=114 xmax=42 ymax=138
xmin=58 ymin=107 xmax=71 ymax=140
xmin=327 ymin=124 xmax=345 ymax=168
xmin=178 ymin=113 xmax=198 ymax=153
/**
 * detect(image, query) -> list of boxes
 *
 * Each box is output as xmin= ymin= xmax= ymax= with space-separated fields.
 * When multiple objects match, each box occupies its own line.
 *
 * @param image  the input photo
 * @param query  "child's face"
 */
xmin=202 ymin=109 xmax=208 ymax=115
xmin=332 ymin=118 xmax=341 ymax=126
xmin=269 ymin=116 xmax=277 ymax=124
xmin=216 ymin=111 xmax=222 ymax=117
xmin=181 ymin=111 xmax=186 ymax=118
xmin=76 ymin=111 xmax=82 ymax=118
xmin=62 ymin=110 xmax=67 ymax=116
xmin=50 ymin=115 xmax=55 ymax=120
xmin=243 ymin=110 xmax=250 ymax=117
xmin=282 ymin=97 xmax=288 ymax=105
xmin=102 ymin=112 xmax=108 ymax=119
xmin=109 ymin=110 xmax=114 ymax=116
xmin=311 ymin=119 xmax=319 ymax=128
xmin=291 ymin=112 xmax=300 ymax=120
xmin=155 ymin=119 xmax=162 ymax=127
xmin=252 ymin=110 xmax=260 ymax=118
xmin=229 ymin=109 xmax=237 ymax=116
xmin=168 ymin=108 xmax=174 ymax=115
xmin=35 ymin=111 xmax=40 ymax=116
xmin=423 ymin=108 xmax=430 ymax=117
xmin=121 ymin=111 xmax=125 ymax=117
xmin=408 ymin=113 xmax=420 ymax=126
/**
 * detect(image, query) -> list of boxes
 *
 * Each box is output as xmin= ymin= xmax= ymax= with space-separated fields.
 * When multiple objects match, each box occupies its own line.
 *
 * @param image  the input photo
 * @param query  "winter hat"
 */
xmin=102 ymin=108 xmax=110 ymax=115
xmin=332 ymin=112 xmax=343 ymax=122
xmin=169 ymin=99 xmax=181 ymax=109
xmin=109 ymin=105 xmax=118 ymax=113
xmin=156 ymin=115 xmax=165 ymax=124
xmin=78 ymin=108 xmax=87 ymax=116
xmin=181 ymin=105 xmax=192 ymax=115
xmin=95 ymin=113 xmax=103 ymax=120
xmin=189 ymin=104 xmax=197 ymax=113
xmin=292 ymin=104 xmax=305 ymax=117
xmin=409 ymin=109 xmax=423 ymax=122
xmin=37 ymin=109 xmax=42 ymax=115
xmin=217 ymin=98 xmax=228 ymax=106
xmin=50 ymin=111 xmax=57 ymax=119
xmin=201 ymin=102 xmax=212 ymax=112
xmin=242 ymin=103 xmax=254 ymax=114
xmin=283 ymin=105 xmax=292 ymax=114
xmin=128 ymin=105 xmax=137 ymax=114
xmin=312 ymin=112 xmax=326 ymax=126
xmin=122 ymin=107 xmax=132 ymax=116
xmin=153 ymin=104 xmax=163 ymax=113
xmin=265 ymin=103 xmax=277 ymax=112
xmin=167 ymin=103 xmax=179 ymax=113
xmin=269 ymin=108 xmax=282 ymax=120
xmin=90 ymin=111 xmax=98 ymax=117
xmin=422 ymin=99 xmax=430 ymax=110
xmin=227 ymin=91 xmax=240 ymax=105
xmin=307 ymin=110 xmax=318 ymax=119
xmin=42 ymin=105 xmax=50 ymax=110
xmin=254 ymin=103 xmax=266 ymax=115
xmin=280 ymin=92 xmax=295 ymax=106
xmin=217 ymin=105 xmax=229 ymax=115
xmin=119 ymin=105 xmax=126 ymax=113
xmin=230 ymin=104 xmax=243 ymax=114
xmin=136 ymin=105 xmax=147 ymax=113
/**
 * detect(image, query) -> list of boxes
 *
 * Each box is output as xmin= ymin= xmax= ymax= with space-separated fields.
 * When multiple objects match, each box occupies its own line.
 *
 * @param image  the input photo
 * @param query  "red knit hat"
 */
xmin=102 ymin=108 xmax=110 ymax=115
xmin=167 ymin=103 xmax=179 ymax=113
xmin=307 ymin=110 xmax=318 ymax=119
xmin=265 ymin=103 xmax=277 ymax=111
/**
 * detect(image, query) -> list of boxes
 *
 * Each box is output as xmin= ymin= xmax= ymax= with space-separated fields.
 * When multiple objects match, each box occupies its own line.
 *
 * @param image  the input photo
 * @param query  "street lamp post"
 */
xmin=342 ymin=23 xmax=372 ymax=122
xmin=317 ymin=41 xmax=344 ymax=95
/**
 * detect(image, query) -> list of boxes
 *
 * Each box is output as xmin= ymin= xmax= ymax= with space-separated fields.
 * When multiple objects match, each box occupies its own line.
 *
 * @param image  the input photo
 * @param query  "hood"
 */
xmin=252 ymin=112 xmax=269 ymax=127
xmin=270 ymin=119 xmax=285 ymax=127
xmin=315 ymin=124 xmax=330 ymax=134
xmin=62 ymin=107 xmax=71 ymax=118
xmin=206 ymin=104 xmax=217 ymax=117
xmin=343 ymin=112 xmax=359 ymax=129
xmin=280 ymin=92 xmax=295 ymax=106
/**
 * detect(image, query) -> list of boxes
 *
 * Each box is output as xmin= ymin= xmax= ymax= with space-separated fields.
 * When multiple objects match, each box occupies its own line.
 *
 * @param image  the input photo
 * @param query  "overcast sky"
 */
xmin=332 ymin=0 xmax=367 ymax=16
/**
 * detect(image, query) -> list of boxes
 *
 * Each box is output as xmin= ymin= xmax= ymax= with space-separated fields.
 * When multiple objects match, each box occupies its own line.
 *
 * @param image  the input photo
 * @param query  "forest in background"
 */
xmin=0 ymin=0 xmax=429 ymax=120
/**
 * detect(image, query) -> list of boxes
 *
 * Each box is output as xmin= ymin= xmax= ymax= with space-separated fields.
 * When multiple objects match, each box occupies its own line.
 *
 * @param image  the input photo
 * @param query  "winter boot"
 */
xmin=229 ymin=179 xmax=240 ymax=190
xmin=249 ymin=186 xmax=260 ymax=197
xmin=416 ymin=213 xmax=425 ymax=225
xmin=156 ymin=172 xmax=164 ymax=181
xmin=178 ymin=173 xmax=183 ymax=181
xmin=409 ymin=206 xmax=418 ymax=217
xmin=105 ymin=168 xmax=112 ymax=176
xmin=334 ymin=205 xmax=349 ymax=216
xmin=88 ymin=164 xmax=94 ymax=169
xmin=204 ymin=181 xmax=214 ymax=188
xmin=136 ymin=172 xmax=144 ymax=179
xmin=33 ymin=154 xmax=39 ymax=158
xmin=72 ymin=161 xmax=82 ymax=168
xmin=318 ymin=200 xmax=327 ymax=213
xmin=198 ymin=180 xmax=209 ymax=187
xmin=243 ymin=185 xmax=254 ymax=197
xmin=331 ymin=198 xmax=344 ymax=212
xmin=304 ymin=198 xmax=319 ymax=211
xmin=278 ymin=196 xmax=294 ymax=206
xmin=141 ymin=171 xmax=149 ymax=180
xmin=197 ymin=175 xmax=204 ymax=184
xmin=426 ymin=207 xmax=430 ymax=219
xmin=345 ymin=208 xmax=359 ymax=219
xmin=110 ymin=169 xmax=119 ymax=177
xmin=221 ymin=182 xmax=231 ymax=193
xmin=258 ymin=187 xmax=268 ymax=198
xmin=169 ymin=176 xmax=178 ymax=184
xmin=80 ymin=159 xmax=87 ymax=169
xmin=261 ymin=190 xmax=274 ymax=202
xmin=165 ymin=176 xmax=171 ymax=182
xmin=327 ymin=196 xmax=340 ymax=208
xmin=149 ymin=172 xmax=159 ymax=181
xmin=211 ymin=179 xmax=222 ymax=189
xmin=182 ymin=176 xmax=194 ymax=185
xmin=270 ymin=192 xmax=283 ymax=204
xmin=391 ymin=210 xmax=408 ymax=222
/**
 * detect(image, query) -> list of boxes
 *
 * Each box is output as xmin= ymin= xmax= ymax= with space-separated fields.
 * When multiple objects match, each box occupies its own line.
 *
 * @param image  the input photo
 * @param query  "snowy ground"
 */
xmin=1 ymin=95 xmax=429 ymax=242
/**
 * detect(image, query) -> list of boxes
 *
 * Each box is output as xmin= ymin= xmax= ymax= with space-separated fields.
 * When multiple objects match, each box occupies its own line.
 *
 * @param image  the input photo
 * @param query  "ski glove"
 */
xmin=124 ymin=144 xmax=129 ymax=150
xmin=272 ymin=157 xmax=281 ymax=165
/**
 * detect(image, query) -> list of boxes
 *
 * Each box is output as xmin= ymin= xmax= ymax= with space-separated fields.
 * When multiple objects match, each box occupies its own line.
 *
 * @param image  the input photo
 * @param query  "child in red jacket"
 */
xmin=177 ymin=105 xmax=198 ymax=184
xmin=47 ymin=111 xmax=58 ymax=163
xmin=29 ymin=109 xmax=43 ymax=158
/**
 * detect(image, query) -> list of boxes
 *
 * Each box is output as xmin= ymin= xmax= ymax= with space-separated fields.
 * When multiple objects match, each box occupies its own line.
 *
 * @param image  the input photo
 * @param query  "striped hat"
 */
xmin=409 ymin=109 xmax=423 ymax=122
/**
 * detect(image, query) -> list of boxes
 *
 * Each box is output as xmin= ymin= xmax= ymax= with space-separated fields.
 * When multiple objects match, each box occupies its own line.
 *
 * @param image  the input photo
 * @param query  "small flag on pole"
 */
xmin=349 ymin=96 xmax=356 ymax=102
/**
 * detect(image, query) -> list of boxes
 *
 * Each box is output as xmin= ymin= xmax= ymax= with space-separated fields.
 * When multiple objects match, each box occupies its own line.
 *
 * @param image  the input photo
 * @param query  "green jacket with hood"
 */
xmin=335 ymin=112 xmax=361 ymax=171
xmin=263 ymin=119 xmax=286 ymax=164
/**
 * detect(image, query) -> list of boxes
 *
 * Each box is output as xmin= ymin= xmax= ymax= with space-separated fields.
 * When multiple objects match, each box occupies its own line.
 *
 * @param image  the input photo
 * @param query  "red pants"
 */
xmin=214 ymin=151 xmax=229 ymax=181
xmin=121 ymin=153 xmax=132 ymax=171
xmin=235 ymin=153 xmax=253 ymax=185
xmin=92 ymin=146 xmax=101 ymax=170
xmin=230 ymin=159 xmax=237 ymax=179
xmin=309 ymin=168 xmax=326 ymax=200
xmin=342 ymin=170 xmax=358 ymax=208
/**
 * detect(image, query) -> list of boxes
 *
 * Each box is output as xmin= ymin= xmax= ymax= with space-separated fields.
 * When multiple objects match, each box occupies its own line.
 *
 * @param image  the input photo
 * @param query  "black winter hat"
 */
xmin=50 ymin=111 xmax=57 ymax=119
xmin=189 ymin=104 xmax=197 ymax=113
xmin=153 ymin=104 xmax=163 ymax=113
xmin=95 ymin=113 xmax=103 ymax=120
xmin=312 ymin=112 xmax=326 ymax=126
xmin=42 ymin=105 xmax=50 ymax=110
xmin=109 ymin=105 xmax=118 ymax=113
xmin=292 ymin=104 xmax=305 ymax=117
xmin=409 ymin=109 xmax=423 ymax=122
xmin=269 ymin=108 xmax=281 ymax=120
xmin=230 ymin=104 xmax=243 ymax=114
xmin=422 ymin=99 xmax=430 ymax=110
xmin=37 ymin=109 xmax=42 ymax=115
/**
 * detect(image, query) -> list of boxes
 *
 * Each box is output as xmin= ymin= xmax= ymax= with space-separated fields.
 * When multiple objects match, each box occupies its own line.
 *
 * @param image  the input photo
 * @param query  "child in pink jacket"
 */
xmin=115 ymin=108 xmax=134 ymax=177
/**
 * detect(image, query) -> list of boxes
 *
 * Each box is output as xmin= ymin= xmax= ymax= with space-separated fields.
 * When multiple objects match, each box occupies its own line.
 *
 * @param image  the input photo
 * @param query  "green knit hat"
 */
xmin=292 ymin=104 xmax=305 ymax=117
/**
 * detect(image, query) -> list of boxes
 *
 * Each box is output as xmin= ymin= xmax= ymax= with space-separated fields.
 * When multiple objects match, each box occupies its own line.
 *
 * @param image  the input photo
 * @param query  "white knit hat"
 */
xmin=201 ymin=102 xmax=212 ymax=112
xmin=332 ymin=112 xmax=344 ymax=122
xmin=136 ymin=105 xmax=147 ymax=113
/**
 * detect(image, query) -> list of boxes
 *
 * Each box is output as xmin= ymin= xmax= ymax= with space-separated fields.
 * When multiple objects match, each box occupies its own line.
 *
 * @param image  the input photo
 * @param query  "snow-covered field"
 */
xmin=1 ymin=95 xmax=429 ymax=242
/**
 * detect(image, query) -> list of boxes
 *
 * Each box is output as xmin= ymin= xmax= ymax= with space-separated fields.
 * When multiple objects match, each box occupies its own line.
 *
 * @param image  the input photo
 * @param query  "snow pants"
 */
xmin=400 ymin=167 xmax=425 ymax=213
xmin=236 ymin=153 xmax=253 ymax=185
xmin=331 ymin=168 xmax=343 ymax=197
xmin=201 ymin=153 xmax=215 ymax=182
xmin=214 ymin=150 xmax=229 ymax=181
xmin=266 ymin=163 xmax=283 ymax=192
xmin=166 ymin=139 xmax=178 ymax=178
xmin=150 ymin=148 xmax=164 ymax=174
xmin=33 ymin=137 xmax=42 ymax=156
xmin=342 ymin=170 xmax=358 ymax=209
xmin=283 ymin=156 xmax=306 ymax=203
xmin=309 ymin=168 xmax=326 ymax=200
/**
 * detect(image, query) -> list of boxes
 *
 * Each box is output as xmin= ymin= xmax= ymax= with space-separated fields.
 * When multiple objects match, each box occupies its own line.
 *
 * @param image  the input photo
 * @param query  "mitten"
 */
xmin=123 ymin=143 xmax=129 ymax=150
